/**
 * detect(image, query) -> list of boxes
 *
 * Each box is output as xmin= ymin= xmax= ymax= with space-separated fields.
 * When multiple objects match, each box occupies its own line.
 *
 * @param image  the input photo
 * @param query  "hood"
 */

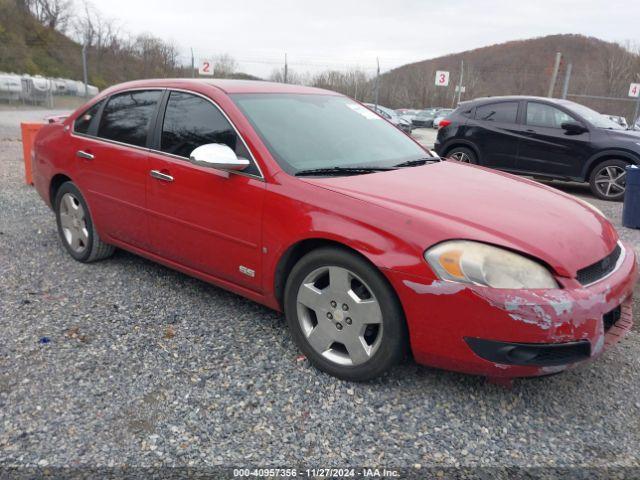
xmin=302 ymin=161 xmax=618 ymax=278
xmin=602 ymin=128 xmax=640 ymax=142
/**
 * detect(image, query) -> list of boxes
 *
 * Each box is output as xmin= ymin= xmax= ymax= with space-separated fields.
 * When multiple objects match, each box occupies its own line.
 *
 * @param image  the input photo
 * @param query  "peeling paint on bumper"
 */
xmin=385 ymin=242 xmax=637 ymax=378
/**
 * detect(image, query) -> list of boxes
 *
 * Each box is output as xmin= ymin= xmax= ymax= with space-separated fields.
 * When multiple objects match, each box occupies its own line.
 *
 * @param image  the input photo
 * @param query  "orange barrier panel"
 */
xmin=20 ymin=122 xmax=45 ymax=185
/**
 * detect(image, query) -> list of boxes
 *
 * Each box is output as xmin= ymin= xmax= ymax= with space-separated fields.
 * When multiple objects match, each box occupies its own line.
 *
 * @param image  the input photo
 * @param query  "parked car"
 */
xmin=33 ymin=80 xmax=636 ymax=381
xmin=432 ymin=109 xmax=454 ymax=128
xmin=364 ymin=103 xmax=412 ymax=133
xmin=607 ymin=115 xmax=628 ymax=129
xmin=411 ymin=108 xmax=439 ymax=127
xmin=435 ymin=96 xmax=640 ymax=201
xmin=396 ymin=108 xmax=419 ymax=123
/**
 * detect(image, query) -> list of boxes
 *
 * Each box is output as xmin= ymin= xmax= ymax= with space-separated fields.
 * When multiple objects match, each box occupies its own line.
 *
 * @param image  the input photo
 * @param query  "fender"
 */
xmin=581 ymin=149 xmax=640 ymax=180
xmin=261 ymin=179 xmax=437 ymax=307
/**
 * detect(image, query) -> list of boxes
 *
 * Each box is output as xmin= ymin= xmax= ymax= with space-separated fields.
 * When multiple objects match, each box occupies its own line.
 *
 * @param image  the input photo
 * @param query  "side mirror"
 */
xmin=189 ymin=143 xmax=250 ymax=171
xmin=561 ymin=122 xmax=587 ymax=135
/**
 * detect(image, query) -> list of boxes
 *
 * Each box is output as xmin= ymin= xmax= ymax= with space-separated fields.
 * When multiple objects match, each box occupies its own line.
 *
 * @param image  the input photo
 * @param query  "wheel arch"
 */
xmin=273 ymin=237 xmax=404 ymax=316
xmin=582 ymin=150 xmax=640 ymax=181
xmin=440 ymin=140 xmax=481 ymax=163
xmin=49 ymin=173 xmax=73 ymax=206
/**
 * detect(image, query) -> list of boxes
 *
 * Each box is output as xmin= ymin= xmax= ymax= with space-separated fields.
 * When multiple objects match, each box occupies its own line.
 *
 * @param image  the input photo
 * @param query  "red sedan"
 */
xmin=32 ymin=79 xmax=637 ymax=381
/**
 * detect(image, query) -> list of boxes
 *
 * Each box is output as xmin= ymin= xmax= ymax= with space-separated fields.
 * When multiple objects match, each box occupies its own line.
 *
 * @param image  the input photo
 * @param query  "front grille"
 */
xmin=576 ymin=244 xmax=622 ymax=286
xmin=603 ymin=305 xmax=622 ymax=331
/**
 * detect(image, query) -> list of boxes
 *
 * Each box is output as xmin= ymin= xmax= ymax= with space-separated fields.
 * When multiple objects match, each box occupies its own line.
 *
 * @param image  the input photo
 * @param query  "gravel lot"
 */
xmin=1 ymin=110 xmax=640 ymax=477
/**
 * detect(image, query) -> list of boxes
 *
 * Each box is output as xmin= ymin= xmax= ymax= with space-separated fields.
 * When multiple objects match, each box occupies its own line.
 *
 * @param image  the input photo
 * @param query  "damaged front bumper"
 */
xmin=385 ymin=242 xmax=637 ymax=378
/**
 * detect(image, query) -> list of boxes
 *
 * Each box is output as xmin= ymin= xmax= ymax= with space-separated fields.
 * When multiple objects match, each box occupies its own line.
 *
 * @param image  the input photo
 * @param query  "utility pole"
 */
xmin=82 ymin=43 xmax=89 ymax=98
xmin=284 ymin=53 xmax=288 ymax=84
xmin=561 ymin=62 xmax=572 ymax=99
xmin=456 ymin=59 xmax=464 ymax=105
xmin=547 ymin=52 xmax=562 ymax=98
xmin=374 ymin=57 xmax=380 ymax=110
xmin=191 ymin=48 xmax=195 ymax=78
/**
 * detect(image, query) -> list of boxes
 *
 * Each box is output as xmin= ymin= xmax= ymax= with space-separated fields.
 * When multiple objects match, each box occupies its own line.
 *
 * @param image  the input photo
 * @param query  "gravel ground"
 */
xmin=1 ymin=112 xmax=640 ymax=477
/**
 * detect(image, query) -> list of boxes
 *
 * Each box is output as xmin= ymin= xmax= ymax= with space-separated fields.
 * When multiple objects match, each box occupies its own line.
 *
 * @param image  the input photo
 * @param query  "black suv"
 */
xmin=434 ymin=96 xmax=640 ymax=200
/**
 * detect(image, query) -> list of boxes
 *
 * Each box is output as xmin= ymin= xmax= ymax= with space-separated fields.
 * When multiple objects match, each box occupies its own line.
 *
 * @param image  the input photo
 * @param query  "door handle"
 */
xmin=76 ymin=150 xmax=94 ymax=160
xmin=150 ymin=170 xmax=174 ymax=182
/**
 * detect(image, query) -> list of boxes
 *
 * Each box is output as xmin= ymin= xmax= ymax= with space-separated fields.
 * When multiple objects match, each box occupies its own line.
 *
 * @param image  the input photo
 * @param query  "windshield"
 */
xmin=232 ymin=94 xmax=427 ymax=175
xmin=564 ymin=102 xmax=625 ymax=130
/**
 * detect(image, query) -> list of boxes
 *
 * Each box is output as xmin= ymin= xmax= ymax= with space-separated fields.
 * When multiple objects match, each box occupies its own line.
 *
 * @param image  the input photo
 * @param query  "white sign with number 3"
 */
xmin=199 ymin=59 xmax=213 ymax=76
xmin=629 ymin=83 xmax=640 ymax=98
xmin=435 ymin=71 xmax=450 ymax=87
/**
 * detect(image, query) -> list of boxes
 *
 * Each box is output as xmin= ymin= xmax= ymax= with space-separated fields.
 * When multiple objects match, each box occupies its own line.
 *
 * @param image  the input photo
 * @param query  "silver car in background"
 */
xmin=432 ymin=108 xmax=454 ymax=128
xmin=364 ymin=103 xmax=413 ymax=134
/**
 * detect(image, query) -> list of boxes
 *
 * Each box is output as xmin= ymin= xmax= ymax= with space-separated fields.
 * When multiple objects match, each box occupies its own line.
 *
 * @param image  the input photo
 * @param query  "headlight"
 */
xmin=424 ymin=240 xmax=558 ymax=289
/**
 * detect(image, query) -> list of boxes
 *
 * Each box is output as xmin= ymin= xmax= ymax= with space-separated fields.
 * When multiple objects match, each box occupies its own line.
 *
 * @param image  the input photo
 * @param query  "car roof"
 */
xmin=100 ymin=78 xmax=337 ymax=96
xmin=468 ymin=95 xmax=575 ymax=106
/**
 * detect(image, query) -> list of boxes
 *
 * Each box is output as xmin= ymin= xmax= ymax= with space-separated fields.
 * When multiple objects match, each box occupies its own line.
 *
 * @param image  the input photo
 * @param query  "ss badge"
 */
xmin=239 ymin=265 xmax=255 ymax=278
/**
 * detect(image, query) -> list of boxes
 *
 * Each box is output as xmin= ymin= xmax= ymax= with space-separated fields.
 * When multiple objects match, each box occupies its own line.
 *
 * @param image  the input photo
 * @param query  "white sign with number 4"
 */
xmin=629 ymin=83 xmax=640 ymax=98
xmin=199 ymin=59 xmax=213 ymax=76
xmin=435 ymin=71 xmax=450 ymax=87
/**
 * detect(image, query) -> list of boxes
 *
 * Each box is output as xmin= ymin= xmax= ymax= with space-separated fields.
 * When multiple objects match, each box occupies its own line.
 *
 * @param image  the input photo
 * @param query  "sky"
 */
xmin=96 ymin=0 xmax=640 ymax=78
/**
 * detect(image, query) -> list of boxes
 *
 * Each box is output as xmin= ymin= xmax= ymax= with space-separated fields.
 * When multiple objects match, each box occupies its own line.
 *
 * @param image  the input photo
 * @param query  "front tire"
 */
xmin=284 ymin=247 xmax=407 ymax=381
xmin=447 ymin=146 xmax=478 ymax=164
xmin=589 ymin=159 xmax=627 ymax=201
xmin=54 ymin=182 xmax=115 ymax=262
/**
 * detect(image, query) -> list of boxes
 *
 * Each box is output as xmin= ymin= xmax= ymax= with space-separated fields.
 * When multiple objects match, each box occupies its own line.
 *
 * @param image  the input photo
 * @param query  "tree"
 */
xmin=27 ymin=0 xmax=73 ymax=32
xmin=213 ymin=54 xmax=237 ymax=77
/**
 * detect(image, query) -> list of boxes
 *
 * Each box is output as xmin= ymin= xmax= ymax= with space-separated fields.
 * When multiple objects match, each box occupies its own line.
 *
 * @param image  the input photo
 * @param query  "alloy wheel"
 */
xmin=59 ymin=192 xmax=89 ymax=253
xmin=296 ymin=266 xmax=383 ymax=366
xmin=594 ymin=165 xmax=626 ymax=198
xmin=450 ymin=151 xmax=472 ymax=163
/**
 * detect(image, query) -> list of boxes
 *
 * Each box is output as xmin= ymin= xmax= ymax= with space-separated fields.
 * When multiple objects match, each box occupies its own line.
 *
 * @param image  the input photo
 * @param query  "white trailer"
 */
xmin=21 ymin=75 xmax=53 ymax=104
xmin=0 ymin=74 xmax=23 ymax=102
xmin=52 ymin=78 xmax=68 ymax=95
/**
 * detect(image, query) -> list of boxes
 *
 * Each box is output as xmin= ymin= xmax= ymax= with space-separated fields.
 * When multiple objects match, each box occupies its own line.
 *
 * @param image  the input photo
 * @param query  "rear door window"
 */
xmin=475 ymin=102 xmax=518 ymax=124
xmin=98 ymin=90 xmax=162 ymax=147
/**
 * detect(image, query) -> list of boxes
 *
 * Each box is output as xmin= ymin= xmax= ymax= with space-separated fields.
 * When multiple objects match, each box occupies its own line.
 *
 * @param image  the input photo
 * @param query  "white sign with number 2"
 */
xmin=629 ymin=83 xmax=640 ymax=98
xmin=199 ymin=59 xmax=213 ymax=76
xmin=435 ymin=71 xmax=450 ymax=87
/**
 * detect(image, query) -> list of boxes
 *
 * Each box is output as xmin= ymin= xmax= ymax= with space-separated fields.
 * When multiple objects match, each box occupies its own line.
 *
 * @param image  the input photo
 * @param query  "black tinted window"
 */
xmin=74 ymin=100 xmax=104 ymax=135
xmin=161 ymin=91 xmax=256 ymax=174
xmin=475 ymin=102 xmax=518 ymax=123
xmin=526 ymin=102 xmax=575 ymax=129
xmin=98 ymin=90 xmax=161 ymax=147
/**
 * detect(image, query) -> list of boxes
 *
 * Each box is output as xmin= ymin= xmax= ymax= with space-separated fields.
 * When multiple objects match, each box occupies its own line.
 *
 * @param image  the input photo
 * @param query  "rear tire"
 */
xmin=54 ymin=182 xmax=115 ymax=263
xmin=588 ymin=159 xmax=627 ymax=201
xmin=284 ymin=247 xmax=407 ymax=381
xmin=447 ymin=146 xmax=478 ymax=164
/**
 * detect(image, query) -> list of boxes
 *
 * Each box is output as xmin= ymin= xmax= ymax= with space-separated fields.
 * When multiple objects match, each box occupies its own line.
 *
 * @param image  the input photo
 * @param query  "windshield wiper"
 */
xmin=393 ymin=156 xmax=440 ymax=168
xmin=295 ymin=166 xmax=395 ymax=177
